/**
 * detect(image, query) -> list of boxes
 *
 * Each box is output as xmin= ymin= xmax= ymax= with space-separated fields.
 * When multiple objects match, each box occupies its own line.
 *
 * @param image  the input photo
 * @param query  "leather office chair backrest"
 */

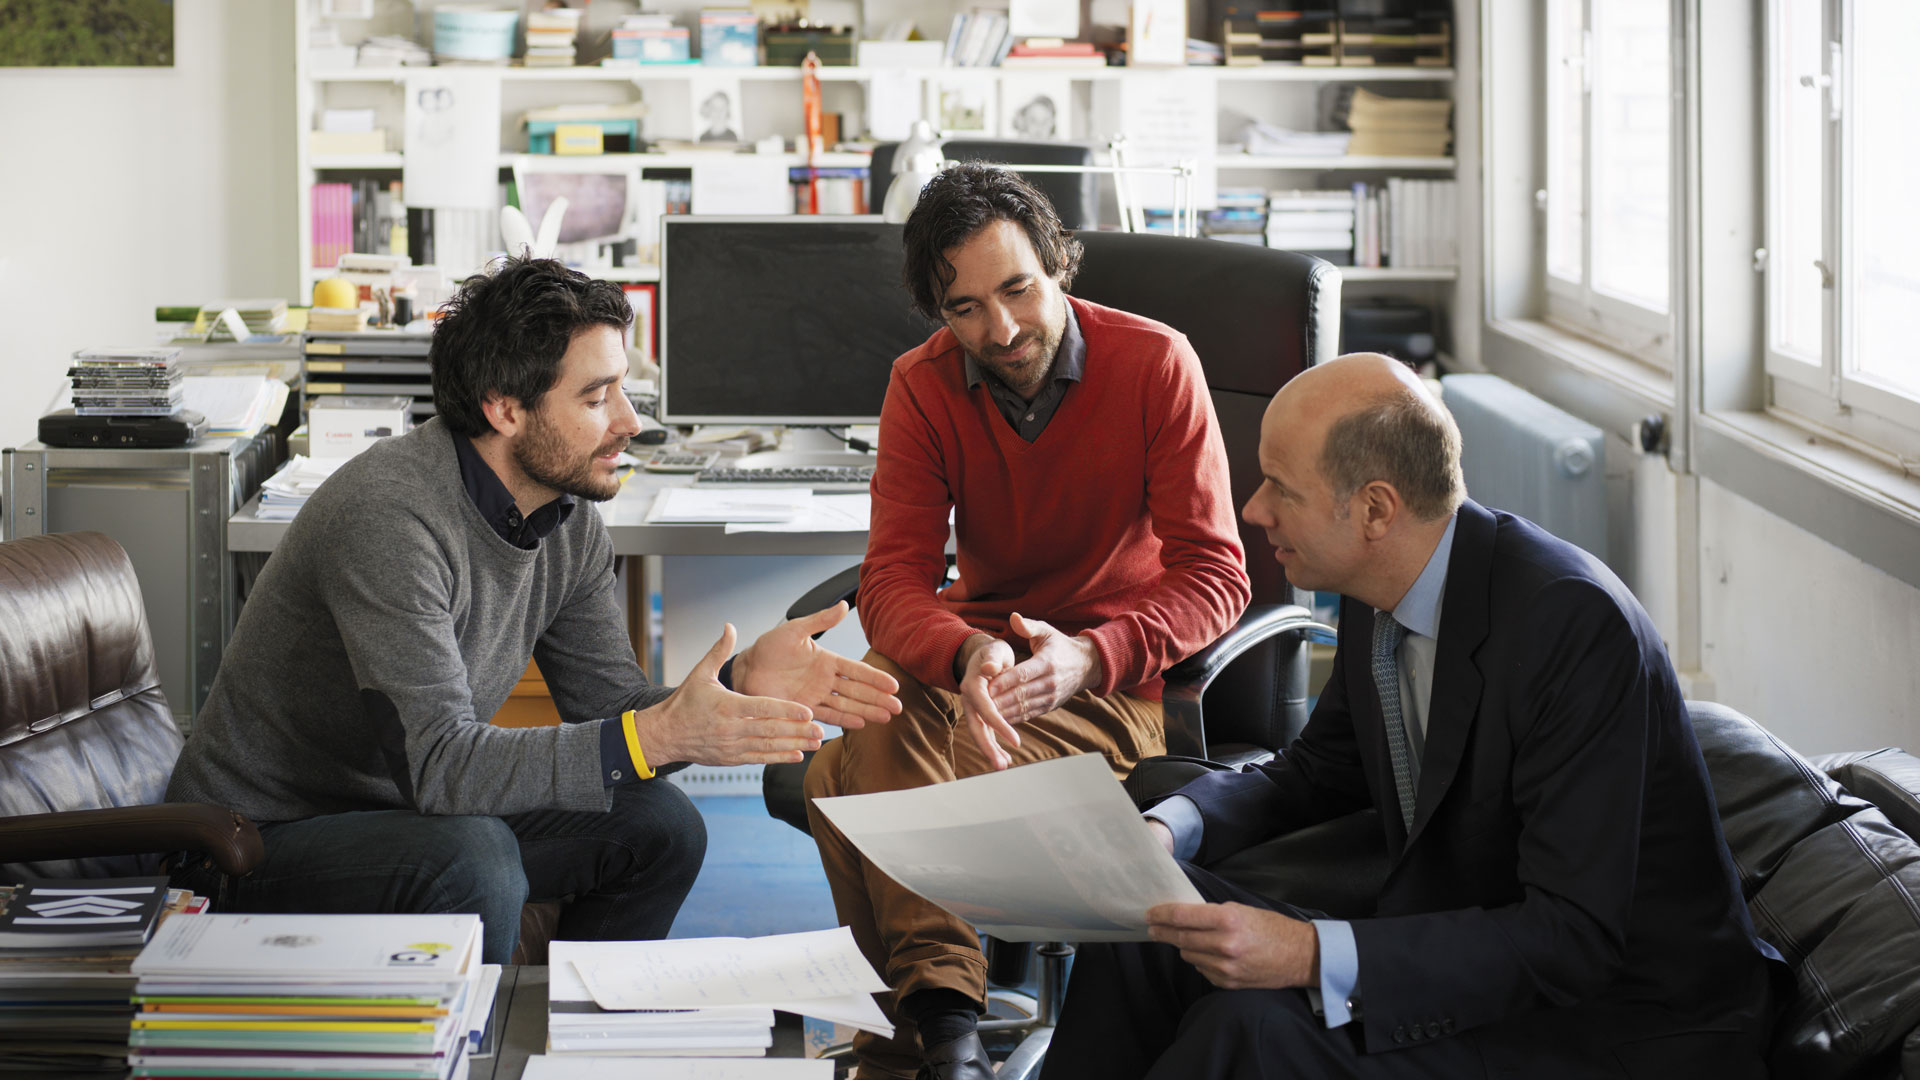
xmin=0 ymin=531 xmax=182 ymax=880
xmin=1069 ymin=232 xmax=1341 ymax=751
xmin=872 ymin=140 xmax=1101 ymax=230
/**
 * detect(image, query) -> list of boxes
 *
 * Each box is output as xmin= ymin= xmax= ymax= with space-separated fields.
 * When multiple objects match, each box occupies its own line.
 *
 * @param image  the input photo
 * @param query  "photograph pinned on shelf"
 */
xmin=690 ymin=74 xmax=744 ymax=144
xmin=931 ymin=75 xmax=996 ymax=137
xmin=999 ymin=75 xmax=1073 ymax=141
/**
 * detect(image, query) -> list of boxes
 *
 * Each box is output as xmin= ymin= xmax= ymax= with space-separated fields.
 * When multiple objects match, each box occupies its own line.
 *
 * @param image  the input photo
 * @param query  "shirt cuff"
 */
xmin=1142 ymin=795 xmax=1204 ymax=862
xmin=1312 ymin=919 xmax=1360 ymax=1028
xmin=598 ymin=717 xmax=642 ymax=786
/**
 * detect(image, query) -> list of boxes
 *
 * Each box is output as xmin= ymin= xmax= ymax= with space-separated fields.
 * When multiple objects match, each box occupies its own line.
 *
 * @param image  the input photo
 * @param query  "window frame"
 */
xmin=1540 ymin=0 xmax=1675 ymax=371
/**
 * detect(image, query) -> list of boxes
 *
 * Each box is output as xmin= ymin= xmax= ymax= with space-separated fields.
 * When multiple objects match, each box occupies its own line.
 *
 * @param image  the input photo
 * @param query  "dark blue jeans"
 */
xmin=169 ymin=781 xmax=707 ymax=964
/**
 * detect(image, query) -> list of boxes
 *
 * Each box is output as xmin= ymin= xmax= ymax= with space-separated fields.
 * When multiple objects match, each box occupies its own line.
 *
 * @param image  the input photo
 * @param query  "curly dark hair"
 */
xmin=900 ymin=162 xmax=1083 ymax=322
xmin=428 ymin=256 xmax=632 ymax=437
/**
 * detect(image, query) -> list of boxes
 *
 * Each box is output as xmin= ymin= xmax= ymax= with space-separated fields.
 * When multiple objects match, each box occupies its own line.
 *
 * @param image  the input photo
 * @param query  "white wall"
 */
xmin=1694 ymin=479 xmax=1920 ymax=756
xmin=0 ymin=1 xmax=296 ymax=451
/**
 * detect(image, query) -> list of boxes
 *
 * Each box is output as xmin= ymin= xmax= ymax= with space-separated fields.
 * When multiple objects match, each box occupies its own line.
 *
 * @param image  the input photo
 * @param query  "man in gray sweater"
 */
xmin=168 ymin=257 xmax=901 ymax=962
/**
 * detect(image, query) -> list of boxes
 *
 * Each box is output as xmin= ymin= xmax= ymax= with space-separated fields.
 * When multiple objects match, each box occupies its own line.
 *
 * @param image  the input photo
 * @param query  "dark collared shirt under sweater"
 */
xmin=964 ymin=303 xmax=1087 ymax=442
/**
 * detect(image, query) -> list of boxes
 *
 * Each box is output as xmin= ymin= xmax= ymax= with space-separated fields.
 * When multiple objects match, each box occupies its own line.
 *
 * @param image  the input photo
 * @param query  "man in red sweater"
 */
xmin=803 ymin=164 xmax=1251 ymax=1080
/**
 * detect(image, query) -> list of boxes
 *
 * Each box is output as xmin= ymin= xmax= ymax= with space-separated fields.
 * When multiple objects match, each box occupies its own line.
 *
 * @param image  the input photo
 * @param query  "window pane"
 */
xmin=1590 ymin=0 xmax=1670 ymax=313
xmin=1769 ymin=0 xmax=1824 ymax=365
xmin=1848 ymin=2 xmax=1920 ymax=399
xmin=1546 ymin=0 xmax=1584 ymax=283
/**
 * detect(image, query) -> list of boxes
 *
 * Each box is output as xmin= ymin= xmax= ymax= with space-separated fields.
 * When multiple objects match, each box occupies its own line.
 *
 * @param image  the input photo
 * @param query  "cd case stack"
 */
xmin=69 ymin=348 xmax=186 ymax=417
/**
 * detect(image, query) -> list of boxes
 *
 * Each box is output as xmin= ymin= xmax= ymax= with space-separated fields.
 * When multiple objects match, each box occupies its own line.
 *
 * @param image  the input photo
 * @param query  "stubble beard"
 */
xmin=514 ymin=408 xmax=626 ymax=503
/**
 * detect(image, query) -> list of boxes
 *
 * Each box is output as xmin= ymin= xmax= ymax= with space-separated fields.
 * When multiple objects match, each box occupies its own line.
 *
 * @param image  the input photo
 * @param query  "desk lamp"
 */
xmin=880 ymin=121 xmax=946 ymax=224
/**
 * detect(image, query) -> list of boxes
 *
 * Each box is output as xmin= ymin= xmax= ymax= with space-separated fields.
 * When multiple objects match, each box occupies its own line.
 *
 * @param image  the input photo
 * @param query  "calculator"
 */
xmin=643 ymin=448 xmax=722 ymax=473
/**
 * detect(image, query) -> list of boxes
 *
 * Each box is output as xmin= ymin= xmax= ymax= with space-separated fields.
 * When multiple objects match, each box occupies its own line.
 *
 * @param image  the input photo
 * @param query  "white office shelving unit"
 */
xmin=292 ymin=4 xmax=1474 ymax=350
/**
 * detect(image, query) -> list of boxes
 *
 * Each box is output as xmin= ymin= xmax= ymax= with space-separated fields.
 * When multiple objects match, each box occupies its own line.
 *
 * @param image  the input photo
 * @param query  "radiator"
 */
xmin=1439 ymin=374 xmax=1608 ymax=563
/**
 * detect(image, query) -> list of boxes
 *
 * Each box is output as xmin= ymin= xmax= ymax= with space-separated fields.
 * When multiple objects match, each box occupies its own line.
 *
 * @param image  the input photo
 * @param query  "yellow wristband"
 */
xmin=620 ymin=710 xmax=655 ymax=780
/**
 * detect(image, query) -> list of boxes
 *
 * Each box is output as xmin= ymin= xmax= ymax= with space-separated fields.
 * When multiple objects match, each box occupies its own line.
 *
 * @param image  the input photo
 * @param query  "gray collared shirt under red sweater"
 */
xmin=167 ymin=418 xmax=670 ymax=823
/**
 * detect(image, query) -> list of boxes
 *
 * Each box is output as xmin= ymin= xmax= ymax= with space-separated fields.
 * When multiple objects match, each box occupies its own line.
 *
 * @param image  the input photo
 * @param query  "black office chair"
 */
xmin=763 ymin=233 xmax=1342 ymax=1078
xmin=871 ymin=140 xmax=1101 ymax=230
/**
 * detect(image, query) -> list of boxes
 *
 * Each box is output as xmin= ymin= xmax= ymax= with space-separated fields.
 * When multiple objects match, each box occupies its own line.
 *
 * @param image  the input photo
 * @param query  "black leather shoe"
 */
xmin=917 ymin=1031 xmax=995 ymax=1080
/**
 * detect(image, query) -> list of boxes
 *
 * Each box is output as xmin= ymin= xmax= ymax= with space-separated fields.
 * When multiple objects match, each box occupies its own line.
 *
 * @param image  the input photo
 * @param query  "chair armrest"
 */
xmin=787 ymin=564 xmax=862 ymax=623
xmin=0 ymin=803 xmax=264 ymax=877
xmin=1164 ymin=604 xmax=1334 ymax=692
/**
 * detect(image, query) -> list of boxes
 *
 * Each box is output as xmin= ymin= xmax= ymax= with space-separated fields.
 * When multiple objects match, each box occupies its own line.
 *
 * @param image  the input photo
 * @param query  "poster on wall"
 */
xmin=0 ymin=0 xmax=175 ymax=67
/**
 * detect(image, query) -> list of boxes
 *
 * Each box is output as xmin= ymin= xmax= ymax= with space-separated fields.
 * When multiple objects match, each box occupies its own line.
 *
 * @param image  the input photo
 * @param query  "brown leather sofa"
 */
xmin=0 ymin=530 xmax=561 ymax=965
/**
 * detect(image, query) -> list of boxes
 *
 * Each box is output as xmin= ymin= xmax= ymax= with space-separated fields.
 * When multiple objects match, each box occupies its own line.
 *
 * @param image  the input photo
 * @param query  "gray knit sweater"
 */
xmin=167 ymin=419 xmax=671 ymax=823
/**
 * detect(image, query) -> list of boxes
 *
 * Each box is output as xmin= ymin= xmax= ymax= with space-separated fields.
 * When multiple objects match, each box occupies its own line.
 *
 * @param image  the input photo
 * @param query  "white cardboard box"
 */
xmin=310 ymin=395 xmax=412 ymax=458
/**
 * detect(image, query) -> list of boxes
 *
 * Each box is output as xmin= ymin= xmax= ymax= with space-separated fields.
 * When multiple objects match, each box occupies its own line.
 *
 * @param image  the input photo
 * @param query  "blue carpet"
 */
xmin=672 ymin=794 xmax=840 ymax=938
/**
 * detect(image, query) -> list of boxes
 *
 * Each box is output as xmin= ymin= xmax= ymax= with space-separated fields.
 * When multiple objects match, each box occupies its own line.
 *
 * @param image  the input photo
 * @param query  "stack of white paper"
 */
xmin=523 ymin=1057 xmax=830 ymax=1078
xmin=256 ymin=455 xmax=349 ymax=520
xmin=180 ymin=375 xmax=289 ymax=438
xmin=554 ymin=927 xmax=892 ymax=1061
xmin=126 ymin=913 xmax=487 ymax=1080
xmin=646 ymin=488 xmax=813 ymax=525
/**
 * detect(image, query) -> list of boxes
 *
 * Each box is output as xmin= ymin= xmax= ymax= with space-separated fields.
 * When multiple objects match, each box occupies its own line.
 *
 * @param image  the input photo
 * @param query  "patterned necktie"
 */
xmin=1371 ymin=611 xmax=1418 ymax=832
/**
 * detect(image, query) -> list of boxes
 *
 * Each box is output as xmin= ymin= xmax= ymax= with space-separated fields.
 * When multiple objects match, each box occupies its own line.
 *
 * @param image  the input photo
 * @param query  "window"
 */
xmin=1542 ymin=0 xmax=1672 ymax=368
xmin=1766 ymin=0 xmax=1920 ymax=452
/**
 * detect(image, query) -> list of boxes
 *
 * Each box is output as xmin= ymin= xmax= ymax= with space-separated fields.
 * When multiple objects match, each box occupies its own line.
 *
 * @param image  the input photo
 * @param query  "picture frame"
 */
xmin=999 ymin=75 xmax=1074 ymax=141
xmin=623 ymin=283 xmax=658 ymax=363
xmin=509 ymin=156 xmax=643 ymax=247
xmin=689 ymin=74 xmax=745 ymax=145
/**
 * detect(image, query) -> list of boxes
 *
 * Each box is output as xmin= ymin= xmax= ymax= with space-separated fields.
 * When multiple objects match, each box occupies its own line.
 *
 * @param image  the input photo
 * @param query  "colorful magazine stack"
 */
xmin=0 ymin=878 xmax=200 ymax=1075
xmin=523 ymin=6 xmax=582 ymax=67
xmin=127 ymin=913 xmax=488 ymax=1080
xmin=68 ymin=348 xmax=185 ymax=417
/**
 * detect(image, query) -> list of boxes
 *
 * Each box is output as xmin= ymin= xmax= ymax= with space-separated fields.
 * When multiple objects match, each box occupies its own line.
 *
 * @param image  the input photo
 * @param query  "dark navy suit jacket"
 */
xmin=1173 ymin=500 xmax=1777 ymax=1075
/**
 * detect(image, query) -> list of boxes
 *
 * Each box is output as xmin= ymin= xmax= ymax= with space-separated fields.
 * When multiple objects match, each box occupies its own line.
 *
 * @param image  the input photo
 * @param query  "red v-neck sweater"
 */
xmin=859 ymin=295 xmax=1251 ymax=700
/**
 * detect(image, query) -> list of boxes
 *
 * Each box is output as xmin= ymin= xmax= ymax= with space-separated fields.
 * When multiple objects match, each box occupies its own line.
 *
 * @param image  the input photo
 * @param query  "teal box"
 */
xmin=527 ymin=118 xmax=642 ymax=154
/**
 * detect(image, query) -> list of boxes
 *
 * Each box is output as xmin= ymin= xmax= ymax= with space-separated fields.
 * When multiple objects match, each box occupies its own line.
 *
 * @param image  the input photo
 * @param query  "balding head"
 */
xmin=1266 ymin=353 xmax=1465 ymax=523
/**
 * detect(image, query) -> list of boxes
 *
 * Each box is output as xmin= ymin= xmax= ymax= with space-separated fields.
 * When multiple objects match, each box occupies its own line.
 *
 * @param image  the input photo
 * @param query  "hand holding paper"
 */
xmin=812 ymin=753 xmax=1202 ymax=941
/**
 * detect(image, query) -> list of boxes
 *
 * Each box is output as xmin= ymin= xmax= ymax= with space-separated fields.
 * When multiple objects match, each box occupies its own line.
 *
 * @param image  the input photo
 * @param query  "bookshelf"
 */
xmin=292 ymin=4 xmax=1473 ymax=356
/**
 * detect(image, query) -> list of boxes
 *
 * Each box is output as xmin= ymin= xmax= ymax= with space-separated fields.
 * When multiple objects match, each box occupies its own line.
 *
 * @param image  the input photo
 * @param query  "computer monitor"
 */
xmin=658 ymin=215 xmax=938 ymax=426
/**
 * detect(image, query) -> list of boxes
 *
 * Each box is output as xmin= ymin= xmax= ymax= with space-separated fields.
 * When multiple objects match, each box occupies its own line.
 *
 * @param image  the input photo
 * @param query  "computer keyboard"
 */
xmin=696 ymin=464 xmax=875 ymax=491
xmin=643 ymin=448 xmax=721 ymax=473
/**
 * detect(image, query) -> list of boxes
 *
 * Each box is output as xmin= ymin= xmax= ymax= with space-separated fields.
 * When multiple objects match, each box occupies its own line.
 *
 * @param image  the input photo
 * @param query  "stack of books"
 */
xmin=1001 ymin=37 xmax=1102 ymax=67
xmin=307 ymin=306 xmax=370 ymax=333
xmin=1205 ymin=187 xmax=1269 ymax=246
xmin=68 ymin=348 xmax=185 ymax=416
xmin=548 ymin=942 xmax=775 ymax=1057
xmin=1344 ymin=88 xmax=1452 ymax=157
xmin=1346 ymin=178 xmax=1458 ymax=269
xmin=127 ymin=913 xmax=488 ymax=1080
xmin=256 ymin=456 xmax=349 ymax=520
xmin=0 ymin=878 xmax=195 ymax=1075
xmin=1264 ymin=188 xmax=1358 ymax=264
xmin=203 ymin=299 xmax=291 ymax=339
xmin=524 ymin=6 xmax=583 ymax=67
xmin=945 ymin=11 xmax=1015 ymax=67
xmin=358 ymin=35 xmax=431 ymax=67
xmin=609 ymin=13 xmax=690 ymax=64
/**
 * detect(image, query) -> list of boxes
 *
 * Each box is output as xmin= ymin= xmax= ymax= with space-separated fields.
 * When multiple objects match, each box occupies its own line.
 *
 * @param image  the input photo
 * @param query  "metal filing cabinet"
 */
xmin=2 ymin=433 xmax=282 ymax=731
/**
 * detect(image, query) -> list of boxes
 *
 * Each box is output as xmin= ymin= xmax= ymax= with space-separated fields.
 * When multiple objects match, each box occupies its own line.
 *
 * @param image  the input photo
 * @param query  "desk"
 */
xmin=475 ymin=966 xmax=814 ymax=1080
xmin=225 ymin=471 xmax=871 ymax=557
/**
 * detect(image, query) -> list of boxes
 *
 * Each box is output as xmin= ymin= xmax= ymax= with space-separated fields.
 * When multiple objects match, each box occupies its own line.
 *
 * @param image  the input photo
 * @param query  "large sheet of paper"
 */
xmin=812 ymin=753 xmax=1204 ymax=941
xmin=403 ymin=69 xmax=502 ymax=210
xmin=690 ymin=157 xmax=793 ymax=214
xmin=523 ymin=1058 xmax=830 ymax=1080
xmin=648 ymin=488 xmax=811 ymax=523
xmin=571 ymin=928 xmax=889 ymax=1016
xmin=724 ymin=494 xmax=870 ymax=534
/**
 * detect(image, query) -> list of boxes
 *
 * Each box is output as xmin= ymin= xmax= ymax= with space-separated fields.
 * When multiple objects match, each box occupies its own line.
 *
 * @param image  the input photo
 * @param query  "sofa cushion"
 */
xmin=1815 ymin=748 xmax=1920 ymax=844
xmin=1690 ymin=701 xmax=1920 ymax=1080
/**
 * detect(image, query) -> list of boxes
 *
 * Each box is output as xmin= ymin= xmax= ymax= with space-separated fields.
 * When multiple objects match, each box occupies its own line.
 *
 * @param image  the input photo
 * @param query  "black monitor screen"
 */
xmin=659 ymin=216 xmax=938 ymax=425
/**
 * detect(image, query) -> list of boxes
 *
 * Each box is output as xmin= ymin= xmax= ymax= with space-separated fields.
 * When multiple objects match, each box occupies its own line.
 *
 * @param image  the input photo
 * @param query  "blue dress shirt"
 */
xmin=1145 ymin=514 xmax=1459 ymax=1027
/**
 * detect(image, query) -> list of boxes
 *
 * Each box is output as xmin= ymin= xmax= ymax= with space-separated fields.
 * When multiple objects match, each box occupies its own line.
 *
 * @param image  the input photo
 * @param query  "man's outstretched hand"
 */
xmin=634 ymin=624 xmax=826 ymax=767
xmin=733 ymin=602 xmax=903 ymax=729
